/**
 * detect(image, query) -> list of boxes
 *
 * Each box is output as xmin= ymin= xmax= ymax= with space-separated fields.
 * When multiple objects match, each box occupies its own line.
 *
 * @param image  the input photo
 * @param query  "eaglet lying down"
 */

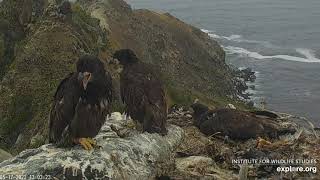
xmin=191 ymin=103 xmax=296 ymax=140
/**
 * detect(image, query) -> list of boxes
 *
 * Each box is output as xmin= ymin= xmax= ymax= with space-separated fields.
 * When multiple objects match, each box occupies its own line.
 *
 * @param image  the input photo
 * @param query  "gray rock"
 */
xmin=226 ymin=103 xmax=236 ymax=109
xmin=0 ymin=112 xmax=184 ymax=179
xmin=176 ymin=156 xmax=214 ymax=172
xmin=175 ymin=156 xmax=237 ymax=179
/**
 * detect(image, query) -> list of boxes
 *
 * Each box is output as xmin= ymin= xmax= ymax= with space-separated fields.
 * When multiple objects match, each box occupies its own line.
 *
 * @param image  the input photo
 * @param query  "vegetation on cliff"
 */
xmin=0 ymin=1 xmax=318 ymax=179
xmin=0 ymin=0 xmax=247 ymax=153
xmin=0 ymin=0 xmax=108 ymax=152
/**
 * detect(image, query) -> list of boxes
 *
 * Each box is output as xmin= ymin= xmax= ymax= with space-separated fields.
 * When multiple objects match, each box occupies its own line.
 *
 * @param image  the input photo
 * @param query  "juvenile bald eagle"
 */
xmin=113 ymin=49 xmax=167 ymax=135
xmin=49 ymin=55 xmax=113 ymax=150
xmin=191 ymin=103 xmax=295 ymax=140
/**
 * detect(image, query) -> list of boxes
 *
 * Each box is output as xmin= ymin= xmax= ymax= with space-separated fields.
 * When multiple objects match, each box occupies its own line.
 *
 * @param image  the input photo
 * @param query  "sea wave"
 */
xmin=224 ymin=46 xmax=320 ymax=63
xmin=201 ymin=29 xmax=211 ymax=34
xmin=222 ymin=34 xmax=242 ymax=41
xmin=201 ymin=29 xmax=271 ymax=46
xmin=201 ymin=29 xmax=221 ymax=39
xmin=295 ymin=48 xmax=319 ymax=61
xmin=201 ymin=29 xmax=320 ymax=63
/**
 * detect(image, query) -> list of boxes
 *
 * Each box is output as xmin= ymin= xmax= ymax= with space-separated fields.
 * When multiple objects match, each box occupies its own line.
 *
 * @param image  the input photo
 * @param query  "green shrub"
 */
xmin=2 ymin=95 xmax=33 ymax=135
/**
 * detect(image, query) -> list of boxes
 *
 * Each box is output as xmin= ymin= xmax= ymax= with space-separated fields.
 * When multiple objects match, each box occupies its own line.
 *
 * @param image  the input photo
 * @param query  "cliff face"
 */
xmin=0 ymin=0 xmax=108 ymax=152
xmin=83 ymin=0 xmax=236 ymax=104
xmin=0 ymin=2 xmax=318 ymax=179
xmin=0 ymin=0 xmax=238 ymax=153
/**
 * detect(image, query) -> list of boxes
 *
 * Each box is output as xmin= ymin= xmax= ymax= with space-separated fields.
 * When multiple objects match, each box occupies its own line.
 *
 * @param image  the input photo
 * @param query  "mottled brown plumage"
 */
xmin=49 ymin=55 xmax=113 ymax=149
xmin=113 ymin=49 xmax=167 ymax=135
xmin=191 ymin=103 xmax=295 ymax=140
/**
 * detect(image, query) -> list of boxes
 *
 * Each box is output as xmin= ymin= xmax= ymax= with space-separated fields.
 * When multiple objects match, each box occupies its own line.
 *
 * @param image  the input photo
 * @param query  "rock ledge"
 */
xmin=0 ymin=113 xmax=184 ymax=180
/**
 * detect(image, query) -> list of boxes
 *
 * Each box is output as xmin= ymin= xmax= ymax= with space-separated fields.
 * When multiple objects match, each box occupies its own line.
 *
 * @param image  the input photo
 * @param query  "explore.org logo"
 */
xmin=232 ymin=158 xmax=318 ymax=174
xmin=277 ymin=166 xmax=317 ymax=174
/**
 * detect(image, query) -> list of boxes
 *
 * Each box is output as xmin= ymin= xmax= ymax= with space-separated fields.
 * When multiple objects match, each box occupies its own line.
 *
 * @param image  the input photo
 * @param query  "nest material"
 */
xmin=167 ymin=108 xmax=320 ymax=179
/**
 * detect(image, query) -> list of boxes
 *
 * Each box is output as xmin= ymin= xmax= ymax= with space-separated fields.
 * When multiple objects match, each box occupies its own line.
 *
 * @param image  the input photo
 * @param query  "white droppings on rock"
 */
xmin=80 ymin=160 xmax=90 ymax=179
xmin=109 ymin=112 xmax=123 ymax=121
xmin=0 ymin=112 xmax=184 ymax=179
xmin=226 ymin=103 xmax=236 ymax=109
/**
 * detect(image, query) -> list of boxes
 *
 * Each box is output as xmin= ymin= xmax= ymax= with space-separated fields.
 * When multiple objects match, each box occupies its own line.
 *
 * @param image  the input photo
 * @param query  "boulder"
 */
xmin=0 ymin=113 xmax=184 ymax=179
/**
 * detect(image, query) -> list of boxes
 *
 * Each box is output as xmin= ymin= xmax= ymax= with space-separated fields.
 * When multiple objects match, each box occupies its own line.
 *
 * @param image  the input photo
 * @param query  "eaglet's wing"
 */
xmin=144 ymin=72 xmax=167 ymax=111
xmin=49 ymin=73 xmax=81 ymax=143
xmin=120 ymin=69 xmax=146 ymax=115
xmin=101 ymin=71 xmax=113 ymax=111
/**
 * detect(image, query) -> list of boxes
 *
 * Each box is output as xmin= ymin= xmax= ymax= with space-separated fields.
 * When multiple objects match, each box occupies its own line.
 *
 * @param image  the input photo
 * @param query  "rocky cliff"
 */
xmin=1 ymin=108 xmax=318 ymax=179
xmin=0 ymin=113 xmax=184 ymax=179
xmin=0 ymin=0 xmax=108 ymax=153
xmin=0 ymin=0 xmax=243 ymax=153
xmin=81 ymin=0 xmax=235 ymax=100
xmin=0 ymin=1 xmax=318 ymax=179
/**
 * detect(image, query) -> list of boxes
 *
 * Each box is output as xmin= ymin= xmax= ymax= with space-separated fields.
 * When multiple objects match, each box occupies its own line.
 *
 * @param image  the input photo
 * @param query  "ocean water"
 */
xmin=125 ymin=0 xmax=320 ymax=125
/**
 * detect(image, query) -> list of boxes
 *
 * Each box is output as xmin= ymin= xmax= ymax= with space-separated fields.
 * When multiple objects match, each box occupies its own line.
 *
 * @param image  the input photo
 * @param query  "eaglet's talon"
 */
xmin=78 ymin=138 xmax=95 ymax=151
xmin=126 ymin=121 xmax=136 ymax=129
xmin=121 ymin=119 xmax=137 ymax=130
xmin=256 ymin=137 xmax=272 ymax=149
xmin=86 ymin=138 xmax=97 ymax=146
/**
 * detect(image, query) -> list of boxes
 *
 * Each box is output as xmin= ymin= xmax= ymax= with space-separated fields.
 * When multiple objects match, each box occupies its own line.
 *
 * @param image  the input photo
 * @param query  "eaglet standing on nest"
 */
xmin=49 ymin=55 xmax=113 ymax=150
xmin=113 ymin=49 xmax=168 ymax=135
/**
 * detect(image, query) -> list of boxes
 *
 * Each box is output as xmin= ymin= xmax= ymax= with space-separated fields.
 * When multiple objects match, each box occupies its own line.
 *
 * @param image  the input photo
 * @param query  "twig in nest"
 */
xmin=208 ymin=132 xmax=222 ymax=138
